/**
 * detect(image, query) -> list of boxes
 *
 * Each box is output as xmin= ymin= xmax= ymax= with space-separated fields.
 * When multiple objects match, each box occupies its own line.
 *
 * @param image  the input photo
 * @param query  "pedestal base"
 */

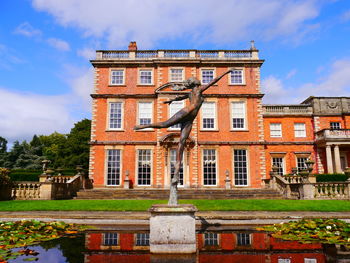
xmin=149 ymin=204 xmax=197 ymax=254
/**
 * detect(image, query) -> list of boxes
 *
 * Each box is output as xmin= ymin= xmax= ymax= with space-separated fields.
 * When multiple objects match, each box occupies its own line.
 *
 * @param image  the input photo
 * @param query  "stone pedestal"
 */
xmin=149 ymin=204 xmax=197 ymax=254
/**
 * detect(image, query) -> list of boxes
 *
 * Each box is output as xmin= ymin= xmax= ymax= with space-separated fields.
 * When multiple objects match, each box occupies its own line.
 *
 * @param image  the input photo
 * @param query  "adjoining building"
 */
xmin=89 ymin=41 xmax=350 ymax=190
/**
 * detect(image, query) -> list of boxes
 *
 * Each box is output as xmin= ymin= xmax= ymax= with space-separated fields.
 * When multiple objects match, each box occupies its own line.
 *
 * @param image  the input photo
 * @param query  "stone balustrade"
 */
xmin=316 ymin=129 xmax=350 ymax=142
xmin=12 ymin=182 xmax=41 ymax=200
xmin=314 ymin=182 xmax=349 ymax=199
xmin=262 ymin=105 xmax=313 ymax=116
xmin=96 ymin=49 xmax=257 ymax=60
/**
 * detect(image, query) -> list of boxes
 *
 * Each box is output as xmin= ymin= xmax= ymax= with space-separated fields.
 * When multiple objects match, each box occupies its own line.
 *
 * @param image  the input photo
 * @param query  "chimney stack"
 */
xmin=128 ymin=41 xmax=137 ymax=51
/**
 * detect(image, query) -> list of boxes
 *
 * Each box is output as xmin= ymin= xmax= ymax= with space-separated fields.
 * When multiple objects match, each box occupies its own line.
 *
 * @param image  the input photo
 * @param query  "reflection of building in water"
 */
xmin=84 ymin=230 xmax=326 ymax=263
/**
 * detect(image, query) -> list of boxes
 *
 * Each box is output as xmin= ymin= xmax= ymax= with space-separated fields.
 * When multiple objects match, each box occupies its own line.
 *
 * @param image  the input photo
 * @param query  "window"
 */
xmin=294 ymin=123 xmax=306 ymax=137
xmin=202 ymin=102 xmax=216 ymax=130
xmin=272 ymin=157 xmax=284 ymax=176
xmin=170 ymin=68 xmax=184 ymax=82
xmin=297 ymin=157 xmax=308 ymax=172
xmin=138 ymin=102 xmax=153 ymax=126
xmin=136 ymin=233 xmax=149 ymax=246
xmin=201 ymin=69 xmax=214 ymax=84
xmin=234 ymin=149 xmax=248 ymax=186
xmin=110 ymin=69 xmax=124 ymax=85
xmin=169 ymin=101 xmax=184 ymax=129
xmin=230 ymin=69 xmax=244 ymax=84
xmin=330 ymin=122 xmax=341 ymax=130
xmin=139 ymin=69 xmax=153 ymax=85
xmin=304 ymin=259 xmax=317 ymax=263
xmin=137 ymin=149 xmax=152 ymax=185
xmin=170 ymin=149 xmax=184 ymax=186
xmin=109 ymin=102 xmax=122 ymax=130
xmin=204 ymin=233 xmax=218 ymax=246
xmin=278 ymin=259 xmax=291 ymax=263
xmin=231 ymin=101 xmax=246 ymax=130
xmin=103 ymin=233 xmax=118 ymax=246
xmin=270 ymin=123 xmax=282 ymax=137
xmin=203 ymin=149 xmax=217 ymax=186
xmin=236 ymin=233 xmax=251 ymax=246
xmin=106 ymin=149 xmax=121 ymax=186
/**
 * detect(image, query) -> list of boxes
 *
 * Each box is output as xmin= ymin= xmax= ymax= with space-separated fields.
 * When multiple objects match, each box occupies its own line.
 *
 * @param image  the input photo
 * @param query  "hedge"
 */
xmin=9 ymin=169 xmax=77 ymax=182
xmin=315 ymin=173 xmax=349 ymax=182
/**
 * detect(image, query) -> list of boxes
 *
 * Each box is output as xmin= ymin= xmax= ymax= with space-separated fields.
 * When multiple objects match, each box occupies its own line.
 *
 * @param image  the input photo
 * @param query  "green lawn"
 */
xmin=0 ymin=199 xmax=350 ymax=212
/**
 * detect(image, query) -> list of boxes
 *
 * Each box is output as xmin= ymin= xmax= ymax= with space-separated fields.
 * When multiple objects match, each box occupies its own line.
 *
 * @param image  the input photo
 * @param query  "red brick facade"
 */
xmin=89 ymin=42 xmax=350 ymax=189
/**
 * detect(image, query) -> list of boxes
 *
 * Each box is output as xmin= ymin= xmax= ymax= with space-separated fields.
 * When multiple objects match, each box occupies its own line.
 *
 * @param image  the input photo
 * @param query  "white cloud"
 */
xmin=0 ymin=88 xmax=74 ymax=142
xmin=0 ymin=44 xmax=25 ymax=70
xmin=262 ymin=58 xmax=350 ymax=104
xmin=32 ymin=0 xmax=322 ymax=48
xmin=77 ymin=47 xmax=95 ymax=60
xmin=286 ymin=69 xmax=297 ymax=79
xmin=47 ymin=37 xmax=70 ymax=51
xmin=341 ymin=9 xmax=350 ymax=21
xmin=13 ymin=22 xmax=42 ymax=38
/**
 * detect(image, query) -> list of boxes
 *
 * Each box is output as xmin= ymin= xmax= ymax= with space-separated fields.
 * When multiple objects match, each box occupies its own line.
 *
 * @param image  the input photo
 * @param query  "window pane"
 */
xmin=297 ymin=157 xmax=308 ymax=172
xmin=140 ymin=70 xmax=152 ymax=84
xmin=270 ymin=123 xmax=282 ymax=137
xmin=230 ymin=69 xmax=243 ymax=84
xmin=232 ymin=102 xmax=245 ymax=129
xmin=202 ymin=102 xmax=216 ymax=129
xmin=294 ymin=123 xmax=306 ymax=137
xmin=330 ymin=122 xmax=341 ymax=130
xmin=138 ymin=149 xmax=151 ymax=185
xmin=136 ymin=233 xmax=149 ymax=246
xmin=109 ymin=102 xmax=122 ymax=129
xmin=234 ymin=149 xmax=248 ymax=186
xmin=170 ymin=68 xmax=183 ymax=81
xmin=103 ymin=233 xmax=118 ymax=246
xmin=170 ymin=149 xmax=184 ymax=186
xmin=204 ymin=233 xmax=218 ymax=246
xmin=203 ymin=149 xmax=216 ymax=185
xmin=138 ymin=102 xmax=152 ymax=125
xmin=107 ymin=149 xmax=121 ymax=186
xmin=272 ymin=157 xmax=284 ymax=176
xmin=201 ymin=70 xmax=214 ymax=84
xmin=111 ymin=70 xmax=124 ymax=85
xmin=169 ymin=101 xmax=184 ymax=129
xmin=237 ymin=233 xmax=251 ymax=246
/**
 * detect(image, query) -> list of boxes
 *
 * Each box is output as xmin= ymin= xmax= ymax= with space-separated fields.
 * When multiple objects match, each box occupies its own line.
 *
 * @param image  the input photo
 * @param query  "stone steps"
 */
xmin=75 ymin=188 xmax=283 ymax=200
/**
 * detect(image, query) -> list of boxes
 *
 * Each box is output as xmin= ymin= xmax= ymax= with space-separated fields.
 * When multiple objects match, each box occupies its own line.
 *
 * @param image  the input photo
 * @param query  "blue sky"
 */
xmin=0 ymin=0 xmax=350 ymax=143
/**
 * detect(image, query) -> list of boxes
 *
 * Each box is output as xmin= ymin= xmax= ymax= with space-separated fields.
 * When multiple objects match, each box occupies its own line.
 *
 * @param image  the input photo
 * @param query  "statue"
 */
xmin=134 ymin=70 xmax=232 ymax=205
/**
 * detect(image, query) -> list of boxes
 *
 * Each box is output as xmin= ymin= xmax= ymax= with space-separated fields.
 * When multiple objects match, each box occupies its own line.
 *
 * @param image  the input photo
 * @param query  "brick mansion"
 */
xmin=88 ymin=41 xmax=350 ymax=189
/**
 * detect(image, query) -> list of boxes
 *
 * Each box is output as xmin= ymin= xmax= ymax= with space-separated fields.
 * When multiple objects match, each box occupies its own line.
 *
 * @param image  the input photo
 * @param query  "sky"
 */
xmin=0 ymin=0 xmax=350 ymax=144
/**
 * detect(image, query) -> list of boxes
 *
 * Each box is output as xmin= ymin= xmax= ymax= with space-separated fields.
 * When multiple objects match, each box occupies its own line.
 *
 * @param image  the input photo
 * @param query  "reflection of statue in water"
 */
xmin=134 ymin=70 xmax=232 ymax=205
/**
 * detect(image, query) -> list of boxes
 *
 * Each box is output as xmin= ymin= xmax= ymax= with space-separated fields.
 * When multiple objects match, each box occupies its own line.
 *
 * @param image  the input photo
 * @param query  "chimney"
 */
xmin=128 ymin=41 xmax=137 ymax=51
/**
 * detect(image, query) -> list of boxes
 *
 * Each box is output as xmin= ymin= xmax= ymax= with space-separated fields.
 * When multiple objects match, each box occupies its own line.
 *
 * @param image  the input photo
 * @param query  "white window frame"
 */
xmin=104 ymin=146 xmax=123 ymax=187
xmin=168 ymin=100 xmax=184 ymax=130
xmin=202 ymin=149 xmax=218 ymax=186
xmin=230 ymin=100 xmax=247 ymax=131
xmin=201 ymin=101 xmax=217 ymax=130
xmin=103 ymin=233 xmax=119 ymax=246
xmin=169 ymin=149 xmax=184 ymax=187
xmin=271 ymin=156 xmax=285 ymax=176
xmin=169 ymin=67 xmax=184 ymax=82
xmin=203 ymin=232 xmax=219 ymax=246
xmin=296 ymin=156 xmax=309 ymax=173
xmin=138 ymin=68 xmax=154 ymax=85
xmin=137 ymin=101 xmax=154 ymax=131
xmin=107 ymin=100 xmax=124 ymax=131
xmin=136 ymin=148 xmax=153 ymax=186
xmin=236 ymin=233 xmax=251 ymax=246
xmin=278 ymin=259 xmax=291 ymax=263
xmin=294 ymin=123 xmax=306 ymax=138
xmin=229 ymin=68 xmax=245 ymax=85
xmin=304 ymin=259 xmax=317 ymax=263
xmin=110 ymin=69 xmax=125 ymax=85
xmin=135 ymin=233 xmax=150 ymax=246
xmin=270 ymin=123 xmax=282 ymax=137
xmin=330 ymin=122 xmax=341 ymax=130
xmin=201 ymin=68 xmax=216 ymax=84
xmin=233 ymin=148 xmax=249 ymax=186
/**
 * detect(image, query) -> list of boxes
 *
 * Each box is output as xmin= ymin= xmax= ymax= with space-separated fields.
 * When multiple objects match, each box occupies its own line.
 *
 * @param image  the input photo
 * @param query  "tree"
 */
xmin=0 ymin=136 xmax=7 ymax=153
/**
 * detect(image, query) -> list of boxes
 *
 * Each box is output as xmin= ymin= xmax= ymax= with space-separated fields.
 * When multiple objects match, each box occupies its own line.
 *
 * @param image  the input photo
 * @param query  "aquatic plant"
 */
xmin=258 ymin=218 xmax=350 ymax=247
xmin=0 ymin=220 xmax=87 ymax=262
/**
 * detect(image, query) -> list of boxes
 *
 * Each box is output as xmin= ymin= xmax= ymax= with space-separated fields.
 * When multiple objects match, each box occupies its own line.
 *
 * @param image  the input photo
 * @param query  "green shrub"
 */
xmin=316 ymin=173 xmax=349 ymax=182
xmin=0 ymin=168 xmax=13 ymax=186
xmin=9 ymin=169 xmax=78 ymax=182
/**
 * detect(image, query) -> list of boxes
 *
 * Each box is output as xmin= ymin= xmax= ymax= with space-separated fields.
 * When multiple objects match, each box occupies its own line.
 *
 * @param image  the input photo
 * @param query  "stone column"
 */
xmin=326 ymin=145 xmax=334 ymax=174
xmin=334 ymin=145 xmax=342 ymax=173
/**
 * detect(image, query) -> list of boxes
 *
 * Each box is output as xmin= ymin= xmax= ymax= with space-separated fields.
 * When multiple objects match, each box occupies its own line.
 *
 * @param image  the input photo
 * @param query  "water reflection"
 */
xmin=9 ymin=227 xmax=350 ymax=263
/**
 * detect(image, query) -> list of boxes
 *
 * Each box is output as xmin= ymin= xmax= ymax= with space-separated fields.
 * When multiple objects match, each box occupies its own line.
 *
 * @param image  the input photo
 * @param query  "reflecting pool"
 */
xmin=7 ymin=226 xmax=350 ymax=263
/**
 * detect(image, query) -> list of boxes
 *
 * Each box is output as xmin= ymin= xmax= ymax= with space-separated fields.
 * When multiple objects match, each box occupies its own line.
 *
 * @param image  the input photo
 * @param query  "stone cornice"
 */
xmin=91 ymin=93 xmax=264 ymax=99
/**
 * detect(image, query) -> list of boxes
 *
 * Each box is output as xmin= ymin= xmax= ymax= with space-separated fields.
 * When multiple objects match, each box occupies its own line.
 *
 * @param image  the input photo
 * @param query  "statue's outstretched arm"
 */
xmin=163 ymin=94 xmax=189 ymax=104
xmin=200 ymin=70 xmax=232 ymax=92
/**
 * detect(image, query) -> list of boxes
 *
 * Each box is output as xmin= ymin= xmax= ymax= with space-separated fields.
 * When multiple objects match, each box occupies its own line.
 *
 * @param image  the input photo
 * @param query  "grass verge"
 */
xmin=0 ymin=199 xmax=350 ymax=212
